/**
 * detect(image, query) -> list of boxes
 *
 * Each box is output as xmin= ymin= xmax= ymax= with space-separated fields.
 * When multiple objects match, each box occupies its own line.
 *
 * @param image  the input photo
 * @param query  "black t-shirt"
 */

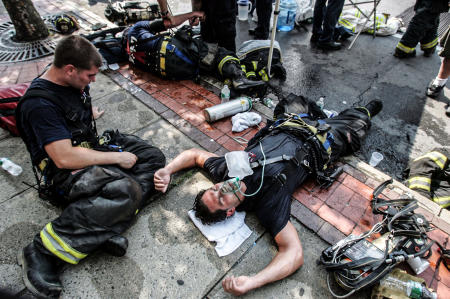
xmin=203 ymin=132 xmax=309 ymax=237
xmin=19 ymin=78 xmax=89 ymax=165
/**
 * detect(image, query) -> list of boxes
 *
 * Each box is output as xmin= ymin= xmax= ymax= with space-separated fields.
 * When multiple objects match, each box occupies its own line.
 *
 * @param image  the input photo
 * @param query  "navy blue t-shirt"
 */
xmin=19 ymin=78 xmax=88 ymax=165
xmin=203 ymin=132 xmax=310 ymax=237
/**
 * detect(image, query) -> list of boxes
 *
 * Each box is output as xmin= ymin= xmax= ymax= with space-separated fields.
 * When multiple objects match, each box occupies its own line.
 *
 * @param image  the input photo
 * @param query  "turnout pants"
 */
xmin=34 ymin=132 xmax=166 ymax=264
xmin=397 ymin=0 xmax=440 ymax=54
xmin=200 ymin=0 xmax=237 ymax=52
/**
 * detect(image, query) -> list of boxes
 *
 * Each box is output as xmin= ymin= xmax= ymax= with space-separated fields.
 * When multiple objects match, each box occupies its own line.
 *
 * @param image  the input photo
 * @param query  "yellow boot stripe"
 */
xmin=413 ymin=151 xmax=447 ymax=169
xmin=218 ymin=56 xmax=240 ymax=76
xmin=421 ymin=38 xmax=438 ymax=49
xmin=41 ymin=223 xmax=87 ymax=264
xmin=396 ymin=42 xmax=415 ymax=53
xmin=407 ymin=176 xmax=431 ymax=192
xmin=433 ymin=196 xmax=450 ymax=208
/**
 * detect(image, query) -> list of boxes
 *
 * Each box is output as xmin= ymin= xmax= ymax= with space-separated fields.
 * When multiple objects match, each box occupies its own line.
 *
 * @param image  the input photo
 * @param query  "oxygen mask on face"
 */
xmin=219 ymin=177 xmax=241 ymax=195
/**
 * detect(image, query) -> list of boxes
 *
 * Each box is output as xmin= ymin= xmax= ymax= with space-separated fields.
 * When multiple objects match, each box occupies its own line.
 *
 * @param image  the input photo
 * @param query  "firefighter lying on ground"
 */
xmin=153 ymin=95 xmax=383 ymax=296
xmin=15 ymin=35 xmax=166 ymax=298
xmin=88 ymin=11 xmax=270 ymax=94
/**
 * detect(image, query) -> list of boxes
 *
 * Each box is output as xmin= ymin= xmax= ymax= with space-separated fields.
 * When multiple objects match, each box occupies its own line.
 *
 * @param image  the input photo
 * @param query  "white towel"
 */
xmin=188 ymin=210 xmax=252 ymax=257
xmin=231 ymin=112 xmax=262 ymax=132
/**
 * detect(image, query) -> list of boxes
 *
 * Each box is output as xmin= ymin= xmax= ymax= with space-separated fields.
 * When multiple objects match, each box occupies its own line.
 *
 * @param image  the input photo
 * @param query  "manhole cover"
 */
xmin=397 ymin=7 xmax=450 ymax=38
xmin=0 ymin=17 xmax=62 ymax=64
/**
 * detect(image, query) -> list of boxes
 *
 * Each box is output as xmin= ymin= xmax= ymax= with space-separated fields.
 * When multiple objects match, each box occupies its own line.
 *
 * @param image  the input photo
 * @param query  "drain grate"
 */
xmin=397 ymin=6 xmax=450 ymax=38
xmin=0 ymin=16 xmax=61 ymax=64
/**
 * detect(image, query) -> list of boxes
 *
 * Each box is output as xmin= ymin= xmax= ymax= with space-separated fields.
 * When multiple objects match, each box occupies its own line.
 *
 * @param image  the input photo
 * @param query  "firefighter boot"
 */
xmin=102 ymin=235 xmax=128 ymax=257
xmin=221 ymin=62 xmax=266 ymax=91
xmin=394 ymin=47 xmax=416 ymax=58
xmin=17 ymin=243 xmax=63 ymax=298
xmin=364 ymin=100 xmax=383 ymax=117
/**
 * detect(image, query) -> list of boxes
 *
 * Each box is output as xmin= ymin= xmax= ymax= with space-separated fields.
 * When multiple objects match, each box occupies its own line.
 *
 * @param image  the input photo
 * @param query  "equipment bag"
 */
xmin=0 ymin=83 xmax=30 ymax=136
xmin=236 ymin=40 xmax=286 ymax=81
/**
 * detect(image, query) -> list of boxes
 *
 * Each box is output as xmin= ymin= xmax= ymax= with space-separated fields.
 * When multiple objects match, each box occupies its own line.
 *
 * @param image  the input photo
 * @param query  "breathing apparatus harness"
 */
xmin=319 ymin=179 xmax=440 ymax=298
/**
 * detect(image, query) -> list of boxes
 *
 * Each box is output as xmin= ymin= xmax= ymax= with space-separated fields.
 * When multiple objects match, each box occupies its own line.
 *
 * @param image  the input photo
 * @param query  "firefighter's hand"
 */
xmin=117 ymin=152 xmax=137 ymax=169
xmin=189 ymin=11 xmax=205 ymax=26
xmin=92 ymin=106 xmax=105 ymax=120
xmin=154 ymin=168 xmax=171 ymax=193
xmin=222 ymin=275 xmax=255 ymax=296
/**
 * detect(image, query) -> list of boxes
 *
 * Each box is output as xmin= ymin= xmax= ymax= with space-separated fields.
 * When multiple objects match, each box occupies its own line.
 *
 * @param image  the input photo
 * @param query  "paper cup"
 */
xmin=369 ymin=152 xmax=383 ymax=167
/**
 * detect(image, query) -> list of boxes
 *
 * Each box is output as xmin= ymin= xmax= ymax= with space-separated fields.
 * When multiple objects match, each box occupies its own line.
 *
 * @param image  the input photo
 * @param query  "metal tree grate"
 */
xmin=0 ymin=17 xmax=61 ymax=64
xmin=397 ymin=6 xmax=450 ymax=38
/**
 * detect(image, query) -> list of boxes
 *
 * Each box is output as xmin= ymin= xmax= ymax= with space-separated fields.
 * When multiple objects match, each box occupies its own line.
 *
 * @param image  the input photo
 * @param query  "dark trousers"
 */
xmin=200 ymin=0 xmax=237 ymax=52
xmin=254 ymin=0 xmax=273 ymax=39
xmin=34 ymin=133 xmax=165 ymax=263
xmin=398 ymin=0 xmax=440 ymax=51
xmin=312 ymin=0 xmax=345 ymax=43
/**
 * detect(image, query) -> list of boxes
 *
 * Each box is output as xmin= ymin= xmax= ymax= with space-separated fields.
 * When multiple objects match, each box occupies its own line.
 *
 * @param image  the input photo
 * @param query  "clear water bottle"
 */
xmin=0 ymin=157 xmax=23 ymax=176
xmin=277 ymin=0 xmax=297 ymax=32
xmin=262 ymin=97 xmax=274 ymax=108
xmin=380 ymin=275 xmax=437 ymax=299
xmin=316 ymin=97 xmax=325 ymax=110
xmin=220 ymin=84 xmax=230 ymax=103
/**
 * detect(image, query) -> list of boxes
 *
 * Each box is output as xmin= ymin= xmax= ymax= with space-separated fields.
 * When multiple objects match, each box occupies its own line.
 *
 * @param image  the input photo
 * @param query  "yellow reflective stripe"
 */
xmin=407 ymin=176 xmax=431 ymax=191
xmin=258 ymin=69 xmax=269 ymax=81
xmin=160 ymin=40 xmax=169 ymax=77
xmin=218 ymin=55 xmax=239 ymax=76
xmin=396 ymin=42 xmax=415 ymax=53
xmin=252 ymin=61 xmax=258 ymax=71
xmin=421 ymin=38 xmax=438 ymax=49
xmin=241 ymin=65 xmax=246 ymax=72
xmin=433 ymin=196 xmax=450 ymax=208
xmin=246 ymin=71 xmax=256 ymax=78
xmin=414 ymin=151 xmax=447 ymax=169
xmin=45 ymin=223 xmax=87 ymax=260
xmin=135 ymin=209 xmax=139 ymax=215
xmin=40 ymin=229 xmax=78 ymax=264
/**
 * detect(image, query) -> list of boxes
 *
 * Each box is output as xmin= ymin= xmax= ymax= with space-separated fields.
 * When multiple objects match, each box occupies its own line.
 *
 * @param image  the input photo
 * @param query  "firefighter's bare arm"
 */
xmin=45 ymin=139 xmax=137 ymax=169
xmin=154 ymin=148 xmax=216 ymax=193
xmin=222 ymin=221 xmax=304 ymax=296
xmin=163 ymin=11 xmax=205 ymax=28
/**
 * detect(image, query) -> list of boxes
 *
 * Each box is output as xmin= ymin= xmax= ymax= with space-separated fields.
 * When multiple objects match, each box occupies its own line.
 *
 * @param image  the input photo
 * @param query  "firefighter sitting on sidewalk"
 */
xmin=153 ymin=95 xmax=383 ymax=296
xmin=15 ymin=35 xmax=166 ymax=298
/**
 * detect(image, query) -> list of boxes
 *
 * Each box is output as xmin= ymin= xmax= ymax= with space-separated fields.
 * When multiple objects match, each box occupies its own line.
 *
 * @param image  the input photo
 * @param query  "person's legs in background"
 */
xmin=249 ymin=0 xmax=273 ymax=39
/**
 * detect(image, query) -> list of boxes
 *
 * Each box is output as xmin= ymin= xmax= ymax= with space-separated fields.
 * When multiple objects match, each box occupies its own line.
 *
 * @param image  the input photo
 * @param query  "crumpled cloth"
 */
xmin=231 ymin=112 xmax=261 ymax=132
xmin=188 ymin=210 xmax=252 ymax=257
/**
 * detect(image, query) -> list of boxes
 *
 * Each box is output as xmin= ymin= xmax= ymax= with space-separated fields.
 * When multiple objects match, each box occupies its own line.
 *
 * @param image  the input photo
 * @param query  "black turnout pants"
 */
xmin=34 ymin=132 xmax=165 ymax=264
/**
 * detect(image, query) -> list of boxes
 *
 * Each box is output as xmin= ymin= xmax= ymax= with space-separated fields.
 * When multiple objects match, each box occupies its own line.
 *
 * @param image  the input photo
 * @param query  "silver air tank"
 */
xmin=204 ymin=97 xmax=253 ymax=122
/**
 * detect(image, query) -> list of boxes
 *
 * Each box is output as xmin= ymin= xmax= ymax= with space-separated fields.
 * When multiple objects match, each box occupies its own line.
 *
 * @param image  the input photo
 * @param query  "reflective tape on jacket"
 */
xmin=218 ymin=55 xmax=240 ymax=76
xmin=396 ymin=42 xmax=416 ymax=53
xmin=407 ymin=176 xmax=431 ymax=192
xmin=432 ymin=196 xmax=450 ymax=208
xmin=40 ymin=222 xmax=87 ymax=264
xmin=159 ymin=39 xmax=168 ymax=77
xmin=413 ymin=151 xmax=448 ymax=170
xmin=421 ymin=38 xmax=438 ymax=49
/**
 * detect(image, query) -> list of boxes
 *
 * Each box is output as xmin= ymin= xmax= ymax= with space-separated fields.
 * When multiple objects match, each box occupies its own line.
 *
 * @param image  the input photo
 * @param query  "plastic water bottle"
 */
xmin=262 ymin=98 xmax=274 ymax=108
xmin=0 ymin=157 xmax=23 ymax=176
xmin=220 ymin=84 xmax=230 ymax=103
xmin=277 ymin=0 xmax=297 ymax=32
xmin=316 ymin=97 xmax=325 ymax=110
xmin=379 ymin=275 xmax=437 ymax=299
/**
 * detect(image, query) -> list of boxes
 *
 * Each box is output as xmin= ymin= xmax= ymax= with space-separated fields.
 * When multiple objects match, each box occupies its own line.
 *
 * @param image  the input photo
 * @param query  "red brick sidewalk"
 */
xmin=112 ymin=64 xmax=450 ymax=297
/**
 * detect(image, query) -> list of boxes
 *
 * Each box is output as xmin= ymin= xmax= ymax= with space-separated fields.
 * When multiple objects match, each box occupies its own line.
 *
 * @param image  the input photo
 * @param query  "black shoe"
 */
xmin=17 ymin=243 xmax=63 ymax=299
xmin=394 ymin=47 xmax=416 ymax=58
xmin=422 ymin=46 xmax=436 ymax=57
xmin=248 ymin=28 xmax=256 ymax=36
xmin=364 ymin=100 xmax=383 ymax=118
xmin=310 ymin=34 xmax=320 ymax=43
xmin=426 ymin=79 xmax=445 ymax=98
xmin=101 ymin=235 xmax=128 ymax=257
xmin=446 ymin=105 xmax=450 ymax=117
xmin=317 ymin=41 xmax=342 ymax=50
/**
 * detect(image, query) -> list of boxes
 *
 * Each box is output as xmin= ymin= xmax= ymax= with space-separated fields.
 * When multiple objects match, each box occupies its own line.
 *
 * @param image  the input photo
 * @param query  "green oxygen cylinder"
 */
xmin=203 ymin=96 xmax=253 ymax=122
